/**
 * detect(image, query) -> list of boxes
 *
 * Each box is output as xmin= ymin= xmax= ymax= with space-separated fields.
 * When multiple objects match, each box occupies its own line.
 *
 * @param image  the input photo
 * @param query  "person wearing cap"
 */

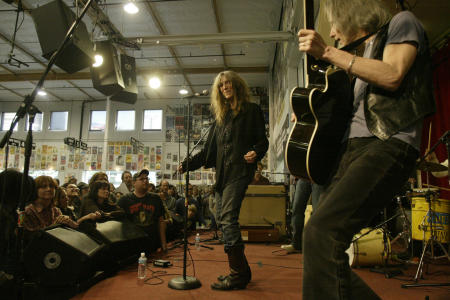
xmin=118 ymin=170 xmax=167 ymax=253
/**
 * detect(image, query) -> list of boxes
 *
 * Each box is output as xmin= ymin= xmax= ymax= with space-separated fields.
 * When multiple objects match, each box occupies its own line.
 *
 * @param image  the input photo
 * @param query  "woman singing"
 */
xmin=178 ymin=70 xmax=268 ymax=290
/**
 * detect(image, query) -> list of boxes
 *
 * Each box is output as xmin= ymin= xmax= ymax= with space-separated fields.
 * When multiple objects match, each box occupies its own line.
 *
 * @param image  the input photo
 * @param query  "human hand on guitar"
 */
xmin=298 ymin=29 xmax=328 ymax=60
xmin=244 ymin=151 xmax=257 ymax=164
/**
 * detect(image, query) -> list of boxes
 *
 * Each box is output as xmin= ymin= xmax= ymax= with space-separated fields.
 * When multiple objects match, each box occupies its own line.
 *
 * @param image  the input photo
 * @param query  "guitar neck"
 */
xmin=303 ymin=0 xmax=321 ymax=85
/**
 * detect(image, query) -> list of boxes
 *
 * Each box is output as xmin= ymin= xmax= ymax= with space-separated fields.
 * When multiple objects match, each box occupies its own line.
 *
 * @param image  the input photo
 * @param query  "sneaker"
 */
xmin=281 ymin=244 xmax=301 ymax=253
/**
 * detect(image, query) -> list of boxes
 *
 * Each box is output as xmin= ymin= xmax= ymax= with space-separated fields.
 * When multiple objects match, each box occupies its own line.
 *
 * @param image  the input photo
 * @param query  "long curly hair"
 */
xmin=323 ymin=0 xmax=391 ymax=42
xmin=210 ymin=70 xmax=252 ymax=125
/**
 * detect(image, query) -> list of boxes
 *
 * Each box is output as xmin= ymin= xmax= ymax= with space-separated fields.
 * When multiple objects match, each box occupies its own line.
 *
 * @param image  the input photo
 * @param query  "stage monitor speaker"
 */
xmin=24 ymin=226 xmax=105 ymax=286
xmin=95 ymin=220 xmax=149 ymax=262
xmin=90 ymin=41 xmax=124 ymax=96
xmin=31 ymin=0 xmax=94 ymax=74
xmin=110 ymin=54 xmax=138 ymax=104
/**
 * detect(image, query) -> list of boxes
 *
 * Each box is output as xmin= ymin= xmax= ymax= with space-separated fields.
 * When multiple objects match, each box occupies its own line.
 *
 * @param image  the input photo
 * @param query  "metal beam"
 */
xmin=130 ymin=31 xmax=294 ymax=47
xmin=0 ymin=82 xmax=24 ymax=98
xmin=212 ymin=0 xmax=227 ymax=68
xmin=0 ymin=66 xmax=268 ymax=82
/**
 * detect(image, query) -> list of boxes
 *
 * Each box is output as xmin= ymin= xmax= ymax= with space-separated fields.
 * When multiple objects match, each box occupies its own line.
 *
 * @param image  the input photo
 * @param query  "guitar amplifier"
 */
xmin=239 ymin=185 xmax=287 ymax=240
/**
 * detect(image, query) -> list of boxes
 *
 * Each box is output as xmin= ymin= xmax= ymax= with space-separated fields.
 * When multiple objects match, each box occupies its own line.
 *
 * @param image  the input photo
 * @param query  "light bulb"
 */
xmin=124 ymin=2 xmax=139 ymax=14
xmin=149 ymin=77 xmax=161 ymax=89
xmin=179 ymin=88 xmax=188 ymax=95
xmin=92 ymin=54 xmax=103 ymax=67
xmin=37 ymin=90 xmax=47 ymax=96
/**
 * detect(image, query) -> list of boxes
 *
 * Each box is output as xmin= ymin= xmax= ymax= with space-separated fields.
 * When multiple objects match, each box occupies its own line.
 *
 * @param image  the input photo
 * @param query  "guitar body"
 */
xmin=285 ymin=67 xmax=353 ymax=185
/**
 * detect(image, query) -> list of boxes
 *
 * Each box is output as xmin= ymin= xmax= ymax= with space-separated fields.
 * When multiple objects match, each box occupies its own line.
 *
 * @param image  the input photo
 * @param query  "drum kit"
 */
xmin=346 ymin=159 xmax=450 ymax=285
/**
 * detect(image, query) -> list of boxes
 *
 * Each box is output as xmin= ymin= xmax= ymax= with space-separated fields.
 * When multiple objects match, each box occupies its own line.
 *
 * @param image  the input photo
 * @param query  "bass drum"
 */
xmin=346 ymin=228 xmax=391 ymax=267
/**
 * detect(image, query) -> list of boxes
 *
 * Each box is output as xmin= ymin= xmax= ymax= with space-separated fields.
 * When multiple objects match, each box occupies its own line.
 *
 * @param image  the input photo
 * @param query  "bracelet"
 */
xmin=347 ymin=55 xmax=356 ymax=74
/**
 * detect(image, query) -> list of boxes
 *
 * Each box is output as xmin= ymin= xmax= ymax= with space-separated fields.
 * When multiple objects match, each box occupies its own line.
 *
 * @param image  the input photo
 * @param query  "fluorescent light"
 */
xmin=37 ymin=90 xmax=47 ymax=96
xmin=179 ymin=88 xmax=188 ymax=95
xmin=149 ymin=77 xmax=161 ymax=89
xmin=92 ymin=54 xmax=103 ymax=67
xmin=124 ymin=2 xmax=139 ymax=14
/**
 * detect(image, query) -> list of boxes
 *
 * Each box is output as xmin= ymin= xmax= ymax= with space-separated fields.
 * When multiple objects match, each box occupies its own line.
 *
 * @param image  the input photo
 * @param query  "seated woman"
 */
xmin=79 ymin=180 xmax=124 ymax=220
xmin=54 ymin=187 xmax=77 ymax=221
xmin=23 ymin=176 xmax=99 ymax=232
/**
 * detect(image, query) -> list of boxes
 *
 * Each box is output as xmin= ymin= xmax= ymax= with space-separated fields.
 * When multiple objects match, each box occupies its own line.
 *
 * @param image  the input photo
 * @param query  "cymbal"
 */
xmin=416 ymin=161 xmax=447 ymax=172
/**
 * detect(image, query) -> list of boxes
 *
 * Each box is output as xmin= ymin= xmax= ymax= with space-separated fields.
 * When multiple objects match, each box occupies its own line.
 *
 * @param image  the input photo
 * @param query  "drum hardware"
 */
xmin=402 ymin=189 xmax=450 ymax=288
xmin=347 ymin=207 xmax=404 ymax=277
xmin=390 ymin=196 xmax=412 ymax=255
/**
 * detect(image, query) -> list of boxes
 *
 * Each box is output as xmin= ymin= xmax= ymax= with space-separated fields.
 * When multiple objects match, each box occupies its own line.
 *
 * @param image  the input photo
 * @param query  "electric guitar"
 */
xmin=284 ymin=0 xmax=353 ymax=185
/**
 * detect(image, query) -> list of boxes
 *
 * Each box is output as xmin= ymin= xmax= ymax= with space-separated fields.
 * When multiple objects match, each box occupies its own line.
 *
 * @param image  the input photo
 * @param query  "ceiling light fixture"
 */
xmin=37 ymin=90 xmax=47 ymax=96
xmin=124 ymin=1 xmax=139 ymax=14
xmin=92 ymin=54 xmax=104 ymax=67
xmin=179 ymin=88 xmax=188 ymax=95
xmin=149 ymin=77 xmax=161 ymax=89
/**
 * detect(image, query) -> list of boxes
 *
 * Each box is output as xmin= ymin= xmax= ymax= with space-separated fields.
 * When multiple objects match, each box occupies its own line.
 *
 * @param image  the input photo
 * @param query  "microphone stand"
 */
xmin=0 ymin=0 xmax=95 ymax=294
xmin=168 ymin=94 xmax=204 ymax=290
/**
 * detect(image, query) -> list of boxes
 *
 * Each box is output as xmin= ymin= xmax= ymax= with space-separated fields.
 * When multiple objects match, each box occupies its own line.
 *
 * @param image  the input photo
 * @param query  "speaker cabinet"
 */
xmin=239 ymin=185 xmax=287 ymax=241
xmin=95 ymin=220 xmax=149 ymax=262
xmin=24 ymin=226 xmax=105 ymax=286
xmin=90 ymin=41 xmax=124 ymax=96
xmin=31 ymin=0 xmax=93 ymax=73
xmin=110 ymin=54 xmax=138 ymax=104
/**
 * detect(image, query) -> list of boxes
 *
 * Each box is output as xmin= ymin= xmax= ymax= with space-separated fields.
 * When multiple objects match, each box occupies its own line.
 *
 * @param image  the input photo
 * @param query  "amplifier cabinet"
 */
xmin=239 ymin=185 xmax=287 ymax=239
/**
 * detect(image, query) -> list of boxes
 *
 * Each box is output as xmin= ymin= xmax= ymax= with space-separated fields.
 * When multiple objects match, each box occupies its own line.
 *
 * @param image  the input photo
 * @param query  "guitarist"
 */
xmin=298 ymin=0 xmax=435 ymax=299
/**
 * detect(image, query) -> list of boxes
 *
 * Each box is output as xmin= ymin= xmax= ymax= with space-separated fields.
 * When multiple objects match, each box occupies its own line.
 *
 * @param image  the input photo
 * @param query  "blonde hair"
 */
xmin=210 ymin=70 xmax=251 ymax=125
xmin=323 ymin=0 xmax=391 ymax=42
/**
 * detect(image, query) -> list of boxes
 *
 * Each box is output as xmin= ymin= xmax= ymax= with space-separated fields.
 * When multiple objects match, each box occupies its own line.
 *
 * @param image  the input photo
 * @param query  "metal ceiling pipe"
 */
xmin=128 ymin=31 xmax=294 ymax=47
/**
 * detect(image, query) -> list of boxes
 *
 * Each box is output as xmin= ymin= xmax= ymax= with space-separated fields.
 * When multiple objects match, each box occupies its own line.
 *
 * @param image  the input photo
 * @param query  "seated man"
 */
xmin=175 ymin=183 xmax=205 ymax=227
xmin=118 ymin=169 xmax=167 ymax=253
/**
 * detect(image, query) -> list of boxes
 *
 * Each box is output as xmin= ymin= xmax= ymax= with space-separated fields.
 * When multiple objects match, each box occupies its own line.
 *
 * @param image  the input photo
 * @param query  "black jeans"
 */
xmin=215 ymin=177 xmax=250 ymax=252
xmin=302 ymin=137 xmax=418 ymax=300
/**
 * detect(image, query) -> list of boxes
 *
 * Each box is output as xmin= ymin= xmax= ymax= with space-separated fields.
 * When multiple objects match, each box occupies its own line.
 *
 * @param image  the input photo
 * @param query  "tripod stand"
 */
xmin=402 ymin=190 xmax=450 ymax=288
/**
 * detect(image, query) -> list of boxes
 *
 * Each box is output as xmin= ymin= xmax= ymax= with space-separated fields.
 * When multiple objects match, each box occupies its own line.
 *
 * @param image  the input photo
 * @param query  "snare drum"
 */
xmin=346 ymin=228 xmax=390 ymax=267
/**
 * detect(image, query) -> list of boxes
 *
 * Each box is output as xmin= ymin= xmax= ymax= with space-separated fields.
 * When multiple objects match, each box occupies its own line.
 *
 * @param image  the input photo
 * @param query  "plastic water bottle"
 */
xmin=138 ymin=252 xmax=147 ymax=279
xmin=195 ymin=233 xmax=201 ymax=250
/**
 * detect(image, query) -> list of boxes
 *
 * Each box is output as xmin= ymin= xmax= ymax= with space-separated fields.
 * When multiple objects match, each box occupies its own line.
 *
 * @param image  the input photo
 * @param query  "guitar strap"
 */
xmin=339 ymin=22 xmax=390 ymax=53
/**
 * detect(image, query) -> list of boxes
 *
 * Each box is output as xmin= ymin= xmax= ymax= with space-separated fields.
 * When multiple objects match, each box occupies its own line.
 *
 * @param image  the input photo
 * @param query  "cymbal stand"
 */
xmin=402 ymin=190 xmax=450 ymax=288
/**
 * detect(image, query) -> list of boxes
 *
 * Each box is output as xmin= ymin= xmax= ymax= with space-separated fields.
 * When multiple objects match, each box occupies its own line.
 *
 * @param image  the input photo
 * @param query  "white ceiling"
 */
xmin=0 ymin=0 xmax=283 ymax=102
xmin=0 ymin=0 xmax=449 ymax=103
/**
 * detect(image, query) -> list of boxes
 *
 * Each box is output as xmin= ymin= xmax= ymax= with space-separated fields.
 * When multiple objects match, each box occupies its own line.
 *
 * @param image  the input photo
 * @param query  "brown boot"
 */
xmin=211 ymin=246 xmax=251 ymax=290
xmin=217 ymin=253 xmax=251 ymax=283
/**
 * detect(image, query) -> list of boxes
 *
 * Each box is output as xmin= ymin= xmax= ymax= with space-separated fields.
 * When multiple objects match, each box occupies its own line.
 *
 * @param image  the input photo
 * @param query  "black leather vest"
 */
xmin=364 ymin=24 xmax=436 ymax=140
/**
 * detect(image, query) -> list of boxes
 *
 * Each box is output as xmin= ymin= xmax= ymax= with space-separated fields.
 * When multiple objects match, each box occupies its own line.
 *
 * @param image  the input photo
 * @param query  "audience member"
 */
xmin=23 ymin=176 xmax=97 ymax=232
xmin=116 ymin=171 xmax=133 ymax=195
xmin=175 ymin=184 xmax=205 ymax=227
xmin=118 ymin=170 xmax=167 ymax=253
xmin=77 ymin=182 xmax=89 ymax=198
xmin=54 ymin=187 xmax=77 ymax=221
xmin=79 ymin=180 xmax=123 ymax=220
xmin=66 ymin=183 xmax=81 ymax=219
xmin=250 ymin=162 xmax=270 ymax=185
xmin=0 ymin=169 xmax=35 ymax=296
